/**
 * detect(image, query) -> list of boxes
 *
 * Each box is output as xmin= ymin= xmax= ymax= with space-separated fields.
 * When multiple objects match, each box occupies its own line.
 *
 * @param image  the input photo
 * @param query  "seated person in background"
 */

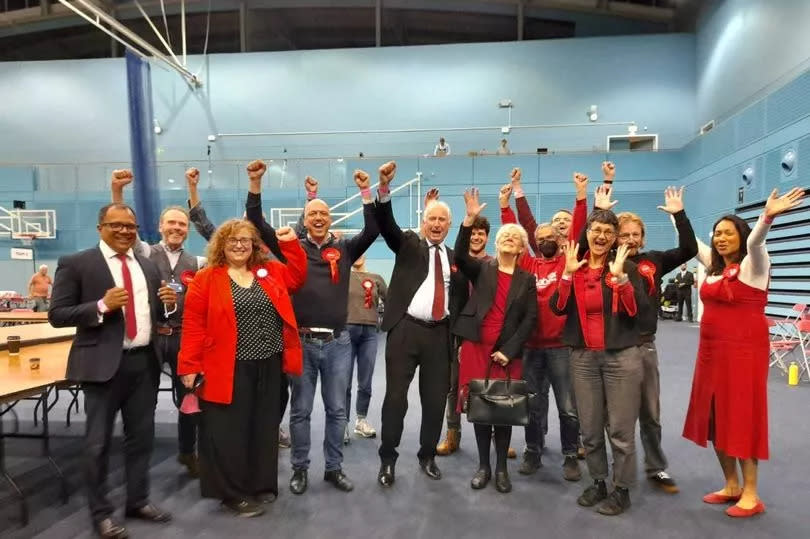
xmin=28 ymin=264 xmax=52 ymax=312
xmin=179 ymin=220 xmax=306 ymax=517
xmin=495 ymin=138 xmax=512 ymax=155
xmin=434 ymin=137 xmax=450 ymax=157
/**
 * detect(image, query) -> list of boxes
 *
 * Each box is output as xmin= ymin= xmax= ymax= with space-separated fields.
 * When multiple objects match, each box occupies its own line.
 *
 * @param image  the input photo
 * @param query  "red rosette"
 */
xmin=604 ymin=273 xmax=622 ymax=314
xmin=322 ymin=247 xmax=341 ymax=284
xmin=637 ymin=260 xmax=656 ymax=296
xmin=362 ymin=278 xmax=374 ymax=308
xmin=180 ymin=270 xmax=196 ymax=286
xmin=722 ymin=263 xmax=740 ymax=301
xmin=450 ymin=264 xmax=458 ymax=274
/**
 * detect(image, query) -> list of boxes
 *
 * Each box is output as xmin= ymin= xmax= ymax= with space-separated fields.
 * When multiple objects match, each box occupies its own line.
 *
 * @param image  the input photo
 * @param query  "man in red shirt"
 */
xmin=500 ymin=167 xmax=589 ymax=480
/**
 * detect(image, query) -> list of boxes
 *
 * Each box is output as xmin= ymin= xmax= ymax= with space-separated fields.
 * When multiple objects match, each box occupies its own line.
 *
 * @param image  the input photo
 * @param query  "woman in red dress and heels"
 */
xmin=453 ymin=188 xmax=538 ymax=493
xmin=683 ymin=187 xmax=805 ymax=518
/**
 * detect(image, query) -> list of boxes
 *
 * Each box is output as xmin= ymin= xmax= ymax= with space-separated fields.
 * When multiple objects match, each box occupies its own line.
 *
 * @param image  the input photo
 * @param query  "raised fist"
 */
xmin=510 ymin=167 xmax=522 ymax=185
xmin=246 ymin=160 xmax=267 ymax=182
xmin=379 ymin=161 xmax=397 ymax=186
xmin=602 ymin=161 xmax=616 ymax=182
xmin=304 ymin=176 xmax=319 ymax=193
xmin=276 ymin=226 xmax=297 ymax=242
xmin=111 ymin=169 xmax=133 ymax=189
xmin=354 ymin=169 xmax=371 ymax=190
xmin=573 ymin=172 xmax=588 ymax=190
xmin=185 ymin=167 xmax=200 ymax=187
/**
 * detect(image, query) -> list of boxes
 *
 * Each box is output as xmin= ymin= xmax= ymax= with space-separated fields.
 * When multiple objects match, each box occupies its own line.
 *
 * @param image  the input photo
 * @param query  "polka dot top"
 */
xmin=230 ymin=278 xmax=284 ymax=361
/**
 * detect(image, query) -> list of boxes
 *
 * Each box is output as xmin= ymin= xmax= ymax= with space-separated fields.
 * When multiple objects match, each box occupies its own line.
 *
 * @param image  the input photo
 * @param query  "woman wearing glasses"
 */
xmin=178 ymin=220 xmax=307 ymax=517
xmin=550 ymin=209 xmax=644 ymax=516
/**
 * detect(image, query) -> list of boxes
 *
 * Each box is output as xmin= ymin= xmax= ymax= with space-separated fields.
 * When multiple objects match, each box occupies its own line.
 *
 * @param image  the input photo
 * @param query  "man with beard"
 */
xmin=584 ymin=177 xmax=697 ymax=494
xmin=435 ymin=208 xmax=491 ymax=457
xmin=501 ymin=168 xmax=587 ymax=479
xmin=245 ymin=163 xmax=379 ymax=495
xmin=112 ymin=170 xmax=207 ymax=477
xmin=373 ymin=161 xmax=463 ymax=487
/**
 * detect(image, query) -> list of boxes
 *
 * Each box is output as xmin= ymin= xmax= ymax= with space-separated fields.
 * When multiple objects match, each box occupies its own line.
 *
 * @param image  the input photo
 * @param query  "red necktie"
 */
xmin=117 ymin=254 xmax=138 ymax=340
xmin=432 ymin=245 xmax=445 ymax=320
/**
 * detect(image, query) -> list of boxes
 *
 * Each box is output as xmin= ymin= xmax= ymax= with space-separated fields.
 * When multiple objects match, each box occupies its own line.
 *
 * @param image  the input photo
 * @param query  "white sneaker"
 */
xmin=354 ymin=417 xmax=377 ymax=438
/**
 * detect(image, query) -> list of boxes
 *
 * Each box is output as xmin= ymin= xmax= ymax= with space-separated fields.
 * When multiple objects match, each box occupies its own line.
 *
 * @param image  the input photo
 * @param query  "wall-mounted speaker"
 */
xmin=12 ymin=200 xmax=25 ymax=209
xmin=781 ymin=149 xmax=796 ymax=175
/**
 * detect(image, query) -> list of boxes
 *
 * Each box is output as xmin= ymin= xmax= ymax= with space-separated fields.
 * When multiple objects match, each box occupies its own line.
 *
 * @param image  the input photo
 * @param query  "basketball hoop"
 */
xmin=17 ymin=233 xmax=38 ymax=247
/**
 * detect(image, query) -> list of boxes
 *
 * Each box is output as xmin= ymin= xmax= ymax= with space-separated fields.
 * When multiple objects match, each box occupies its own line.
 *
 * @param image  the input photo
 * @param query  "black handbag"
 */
xmin=465 ymin=362 xmax=534 ymax=427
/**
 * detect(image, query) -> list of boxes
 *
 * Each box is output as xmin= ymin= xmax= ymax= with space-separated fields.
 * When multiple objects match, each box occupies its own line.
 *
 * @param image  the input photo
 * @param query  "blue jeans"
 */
xmin=523 ymin=347 xmax=580 ymax=456
xmin=346 ymin=324 xmax=378 ymax=419
xmin=289 ymin=330 xmax=352 ymax=472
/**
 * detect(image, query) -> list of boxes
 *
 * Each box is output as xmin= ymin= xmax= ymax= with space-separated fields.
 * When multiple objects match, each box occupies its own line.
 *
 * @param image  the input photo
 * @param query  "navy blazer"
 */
xmin=49 ymin=245 xmax=167 ymax=383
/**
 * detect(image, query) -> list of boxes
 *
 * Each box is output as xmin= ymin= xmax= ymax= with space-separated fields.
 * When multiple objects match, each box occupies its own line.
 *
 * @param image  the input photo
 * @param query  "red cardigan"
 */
xmin=178 ymin=238 xmax=307 ymax=404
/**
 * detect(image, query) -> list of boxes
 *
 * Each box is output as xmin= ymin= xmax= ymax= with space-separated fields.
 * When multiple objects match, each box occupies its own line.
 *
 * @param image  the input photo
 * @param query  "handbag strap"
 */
xmin=485 ymin=357 xmax=512 ymax=385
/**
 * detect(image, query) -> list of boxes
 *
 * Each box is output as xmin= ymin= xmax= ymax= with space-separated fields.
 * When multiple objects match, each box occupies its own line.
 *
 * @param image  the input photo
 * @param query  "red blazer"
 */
xmin=178 ymin=238 xmax=307 ymax=404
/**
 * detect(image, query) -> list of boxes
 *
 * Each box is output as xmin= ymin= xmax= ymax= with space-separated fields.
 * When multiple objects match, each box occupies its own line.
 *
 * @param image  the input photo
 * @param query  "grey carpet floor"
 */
xmin=2 ymin=320 xmax=809 ymax=538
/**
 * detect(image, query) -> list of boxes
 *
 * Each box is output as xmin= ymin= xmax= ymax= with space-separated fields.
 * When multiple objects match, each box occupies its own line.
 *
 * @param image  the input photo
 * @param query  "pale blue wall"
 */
xmin=696 ymin=0 xmax=810 ymax=126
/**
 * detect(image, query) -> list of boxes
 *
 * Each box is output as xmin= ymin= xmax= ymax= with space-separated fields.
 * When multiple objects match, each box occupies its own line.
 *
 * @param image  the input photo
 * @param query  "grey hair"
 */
xmin=423 ymin=200 xmax=452 ymax=223
xmin=535 ymin=221 xmax=563 ymax=240
xmin=495 ymin=223 xmax=529 ymax=252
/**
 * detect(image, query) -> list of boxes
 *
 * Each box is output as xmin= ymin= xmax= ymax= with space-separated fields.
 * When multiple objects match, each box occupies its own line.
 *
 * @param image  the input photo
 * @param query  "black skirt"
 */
xmin=198 ymin=356 xmax=282 ymax=500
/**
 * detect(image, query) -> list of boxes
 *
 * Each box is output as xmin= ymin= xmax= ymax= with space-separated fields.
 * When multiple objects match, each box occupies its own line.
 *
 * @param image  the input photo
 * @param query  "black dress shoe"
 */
xmin=378 ymin=463 xmax=395 ymax=487
xmin=290 ymin=469 xmax=308 ymax=495
xmin=418 ymin=457 xmax=442 ymax=480
xmin=494 ymin=471 xmax=512 ymax=493
xmin=95 ymin=517 xmax=129 ymax=538
xmin=470 ymin=468 xmax=491 ymax=490
xmin=255 ymin=492 xmax=277 ymax=504
xmin=222 ymin=499 xmax=265 ymax=518
xmin=324 ymin=469 xmax=354 ymax=492
xmin=124 ymin=503 xmax=172 ymax=523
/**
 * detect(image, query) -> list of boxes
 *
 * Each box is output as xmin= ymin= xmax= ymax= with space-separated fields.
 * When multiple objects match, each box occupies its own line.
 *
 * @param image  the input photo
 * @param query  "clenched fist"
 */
xmin=102 ymin=287 xmax=129 ymax=311
xmin=111 ymin=169 xmax=133 ymax=189
xmin=354 ymin=169 xmax=371 ymax=189
xmin=510 ymin=167 xmax=522 ymax=186
xmin=304 ymin=176 xmax=319 ymax=193
xmin=246 ymin=160 xmax=267 ymax=182
xmin=276 ymin=226 xmax=297 ymax=242
xmin=158 ymin=280 xmax=177 ymax=307
xmin=602 ymin=161 xmax=616 ymax=182
xmin=185 ymin=167 xmax=200 ymax=187
xmin=378 ymin=161 xmax=397 ymax=186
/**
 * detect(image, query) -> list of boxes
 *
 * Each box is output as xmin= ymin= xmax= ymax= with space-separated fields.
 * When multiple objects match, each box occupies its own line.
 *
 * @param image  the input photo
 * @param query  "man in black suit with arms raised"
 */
xmin=49 ymin=203 xmax=177 ymax=539
xmin=373 ymin=161 xmax=465 ymax=487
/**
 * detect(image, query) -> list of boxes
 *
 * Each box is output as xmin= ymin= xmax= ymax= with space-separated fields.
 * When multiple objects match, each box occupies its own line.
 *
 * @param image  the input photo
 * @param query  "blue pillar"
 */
xmin=125 ymin=51 xmax=160 ymax=243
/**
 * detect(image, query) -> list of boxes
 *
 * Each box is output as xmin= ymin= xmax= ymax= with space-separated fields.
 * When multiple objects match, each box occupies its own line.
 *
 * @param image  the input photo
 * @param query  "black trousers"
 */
xmin=198 ymin=357 xmax=281 ymax=500
xmin=155 ymin=332 xmax=198 ymax=454
xmin=677 ymin=290 xmax=693 ymax=321
xmin=379 ymin=317 xmax=451 ymax=464
xmin=82 ymin=347 xmax=159 ymax=524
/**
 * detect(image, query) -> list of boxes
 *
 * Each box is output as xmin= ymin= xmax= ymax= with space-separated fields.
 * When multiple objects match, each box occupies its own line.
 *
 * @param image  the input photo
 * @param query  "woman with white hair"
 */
xmin=453 ymin=188 xmax=537 ymax=493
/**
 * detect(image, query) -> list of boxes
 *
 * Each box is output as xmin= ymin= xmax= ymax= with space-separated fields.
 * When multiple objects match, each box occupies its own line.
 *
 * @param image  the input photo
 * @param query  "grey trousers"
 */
xmin=571 ymin=346 xmax=643 ymax=489
xmin=638 ymin=341 xmax=669 ymax=476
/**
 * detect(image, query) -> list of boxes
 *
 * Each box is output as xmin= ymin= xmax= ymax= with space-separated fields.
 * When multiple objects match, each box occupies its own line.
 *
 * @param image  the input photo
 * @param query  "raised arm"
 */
xmin=109 ymin=169 xmax=150 ymax=257
xmin=655 ymin=186 xmax=698 ymax=273
xmin=570 ymin=172 xmax=589 ymax=241
xmin=244 ymin=159 xmax=286 ymax=263
xmin=344 ymin=169 xmax=381 ymax=263
xmin=455 ymin=188 xmax=488 ymax=282
xmin=510 ymin=168 xmax=540 ymax=256
xmin=499 ymin=183 xmax=517 ymax=225
xmin=275 ymin=227 xmax=308 ymax=292
xmin=373 ymin=161 xmax=406 ymax=253
xmin=185 ymin=168 xmax=216 ymax=242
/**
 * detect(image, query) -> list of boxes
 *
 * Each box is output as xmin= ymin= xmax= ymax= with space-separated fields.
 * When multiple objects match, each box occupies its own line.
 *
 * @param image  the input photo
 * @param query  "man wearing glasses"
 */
xmin=49 ymin=203 xmax=178 ymax=538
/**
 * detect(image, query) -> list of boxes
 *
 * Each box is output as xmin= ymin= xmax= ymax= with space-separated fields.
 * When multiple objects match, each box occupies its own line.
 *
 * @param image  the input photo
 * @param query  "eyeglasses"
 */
xmin=226 ymin=237 xmax=254 ymax=247
xmin=101 ymin=222 xmax=139 ymax=232
xmin=588 ymin=228 xmax=615 ymax=239
xmin=618 ymin=232 xmax=642 ymax=240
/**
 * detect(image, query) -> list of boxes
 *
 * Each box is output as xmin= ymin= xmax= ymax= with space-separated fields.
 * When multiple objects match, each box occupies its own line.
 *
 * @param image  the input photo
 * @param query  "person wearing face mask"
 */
xmin=178 ymin=220 xmax=306 ymax=517
xmin=500 ymin=170 xmax=588 ymax=480
xmin=111 ymin=169 xmax=208 ymax=478
xmin=245 ymin=165 xmax=379 ymax=496
xmin=551 ymin=210 xmax=645 ymax=517
xmin=372 ymin=161 xmax=464 ymax=488
xmin=683 ymin=187 xmax=805 ymax=518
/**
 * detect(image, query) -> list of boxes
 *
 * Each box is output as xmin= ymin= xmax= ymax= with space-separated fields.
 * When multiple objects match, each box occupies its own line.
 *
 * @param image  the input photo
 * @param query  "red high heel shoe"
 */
xmin=726 ymin=501 xmax=766 ymax=518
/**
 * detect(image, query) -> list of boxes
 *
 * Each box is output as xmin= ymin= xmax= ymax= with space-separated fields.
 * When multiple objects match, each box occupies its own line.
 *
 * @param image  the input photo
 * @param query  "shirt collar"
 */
xmin=425 ymin=239 xmax=446 ymax=252
xmin=160 ymin=240 xmax=183 ymax=254
xmin=307 ymin=233 xmax=335 ymax=249
xmin=99 ymin=240 xmax=134 ymax=260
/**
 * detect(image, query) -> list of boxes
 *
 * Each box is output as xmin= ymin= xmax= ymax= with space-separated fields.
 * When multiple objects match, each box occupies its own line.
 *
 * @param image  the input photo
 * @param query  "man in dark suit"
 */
xmin=49 ymin=203 xmax=177 ymax=539
xmin=373 ymin=161 xmax=464 ymax=487
xmin=673 ymin=263 xmax=695 ymax=322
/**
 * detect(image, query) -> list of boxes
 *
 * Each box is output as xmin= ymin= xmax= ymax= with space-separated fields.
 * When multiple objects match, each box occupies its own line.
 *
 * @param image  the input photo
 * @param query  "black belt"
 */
xmin=404 ymin=314 xmax=448 ymax=328
xmin=299 ymin=330 xmax=337 ymax=342
xmin=122 ymin=345 xmax=150 ymax=355
xmin=156 ymin=326 xmax=181 ymax=336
